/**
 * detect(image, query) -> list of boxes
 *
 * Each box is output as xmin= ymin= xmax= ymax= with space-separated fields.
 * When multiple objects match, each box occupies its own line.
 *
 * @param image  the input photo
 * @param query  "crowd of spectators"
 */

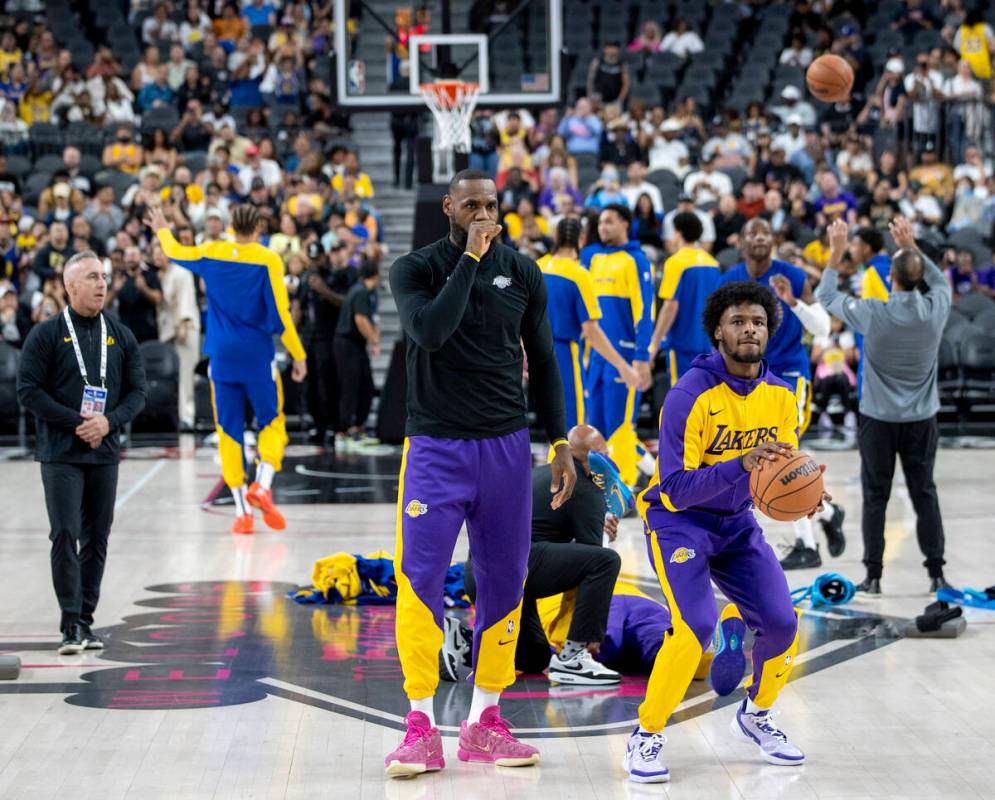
xmin=0 ymin=0 xmax=392 ymax=438
xmin=4 ymin=0 xmax=995 ymax=438
xmin=467 ymin=0 xmax=995 ymax=425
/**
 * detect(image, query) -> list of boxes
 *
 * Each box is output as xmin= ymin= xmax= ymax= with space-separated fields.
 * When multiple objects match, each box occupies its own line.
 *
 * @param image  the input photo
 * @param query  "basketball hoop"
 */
xmin=419 ymin=80 xmax=480 ymax=154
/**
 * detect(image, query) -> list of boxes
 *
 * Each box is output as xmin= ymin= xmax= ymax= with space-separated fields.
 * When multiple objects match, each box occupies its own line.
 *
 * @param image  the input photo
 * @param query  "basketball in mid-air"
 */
xmin=750 ymin=449 xmax=825 ymax=522
xmin=805 ymin=54 xmax=854 ymax=103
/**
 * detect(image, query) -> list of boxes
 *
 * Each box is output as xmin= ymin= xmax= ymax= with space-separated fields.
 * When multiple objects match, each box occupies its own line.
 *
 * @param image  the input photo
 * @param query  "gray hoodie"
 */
xmin=815 ymin=252 xmax=951 ymax=422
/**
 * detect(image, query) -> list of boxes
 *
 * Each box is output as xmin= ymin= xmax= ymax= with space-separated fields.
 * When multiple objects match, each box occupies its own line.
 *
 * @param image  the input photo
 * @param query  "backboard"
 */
xmin=333 ymin=0 xmax=562 ymax=108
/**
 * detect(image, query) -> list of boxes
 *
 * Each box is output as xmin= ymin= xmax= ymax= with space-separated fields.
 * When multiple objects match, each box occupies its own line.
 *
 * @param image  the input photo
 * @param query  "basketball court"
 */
xmin=2 ymin=1 xmax=995 ymax=797
xmin=1 ymin=439 xmax=994 ymax=798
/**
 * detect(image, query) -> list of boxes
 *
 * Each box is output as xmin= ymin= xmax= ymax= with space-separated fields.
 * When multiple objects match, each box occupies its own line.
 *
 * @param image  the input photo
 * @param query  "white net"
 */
xmin=419 ymin=81 xmax=480 ymax=153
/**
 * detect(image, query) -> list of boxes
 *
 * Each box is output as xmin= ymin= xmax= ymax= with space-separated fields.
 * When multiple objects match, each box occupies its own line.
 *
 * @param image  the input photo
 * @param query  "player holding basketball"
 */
xmin=538 ymin=217 xmax=640 ymax=428
xmin=625 ymin=282 xmax=829 ymax=783
xmin=146 ymin=205 xmax=307 ymax=534
xmin=384 ymin=169 xmax=575 ymax=778
xmin=719 ymin=218 xmax=845 ymax=569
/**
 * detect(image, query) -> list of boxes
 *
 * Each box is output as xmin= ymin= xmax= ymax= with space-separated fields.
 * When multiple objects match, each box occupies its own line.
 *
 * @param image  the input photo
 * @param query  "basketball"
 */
xmin=806 ymin=54 xmax=854 ymax=103
xmin=750 ymin=450 xmax=825 ymax=522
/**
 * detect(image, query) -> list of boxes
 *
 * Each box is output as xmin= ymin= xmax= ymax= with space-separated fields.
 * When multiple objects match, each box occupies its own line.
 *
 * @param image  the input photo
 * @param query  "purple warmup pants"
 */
xmin=394 ymin=430 xmax=533 ymax=699
xmin=639 ymin=509 xmax=800 ymax=731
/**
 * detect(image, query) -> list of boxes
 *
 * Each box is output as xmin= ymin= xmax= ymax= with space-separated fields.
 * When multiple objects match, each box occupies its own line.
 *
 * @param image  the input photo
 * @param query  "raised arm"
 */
xmin=890 ymin=215 xmax=950 ymax=313
xmin=264 ymin=250 xmax=306 ymax=365
xmin=815 ymin=218 xmax=880 ymax=334
xmin=147 ymin=206 xmax=205 ymax=275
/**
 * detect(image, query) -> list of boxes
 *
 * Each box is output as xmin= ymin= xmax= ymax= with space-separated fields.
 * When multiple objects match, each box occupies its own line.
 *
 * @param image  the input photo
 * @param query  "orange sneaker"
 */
xmin=246 ymin=482 xmax=286 ymax=530
xmin=231 ymin=514 xmax=254 ymax=535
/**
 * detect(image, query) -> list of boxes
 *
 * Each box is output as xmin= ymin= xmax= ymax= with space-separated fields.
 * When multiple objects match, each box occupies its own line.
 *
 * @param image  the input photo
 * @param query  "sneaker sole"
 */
xmin=83 ymin=641 xmax=104 ymax=650
xmin=457 ymin=749 xmax=539 ymax=766
xmin=729 ymin=716 xmax=805 ymax=766
xmin=384 ymin=758 xmax=444 ymax=778
xmin=246 ymin=496 xmax=286 ymax=531
xmin=622 ymin=757 xmax=670 ymax=783
xmin=58 ymin=643 xmax=85 ymax=655
xmin=710 ymin=617 xmax=747 ymax=696
xmin=548 ymin=671 xmax=621 ymax=686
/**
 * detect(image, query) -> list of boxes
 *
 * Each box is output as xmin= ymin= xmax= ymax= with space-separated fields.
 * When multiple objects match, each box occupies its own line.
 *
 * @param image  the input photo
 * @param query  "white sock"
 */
xmin=793 ymin=517 xmax=817 ymax=549
xmin=231 ymin=485 xmax=249 ymax=517
xmin=256 ymin=461 xmax=275 ymax=490
xmin=410 ymin=697 xmax=435 ymax=726
xmin=467 ymin=686 xmax=500 ymax=724
xmin=745 ymin=698 xmax=767 ymax=715
xmin=815 ymin=501 xmax=836 ymax=522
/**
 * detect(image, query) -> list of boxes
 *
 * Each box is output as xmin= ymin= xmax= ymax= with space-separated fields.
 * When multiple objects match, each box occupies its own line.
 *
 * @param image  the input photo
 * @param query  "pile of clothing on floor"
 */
xmin=289 ymin=551 xmax=470 ymax=607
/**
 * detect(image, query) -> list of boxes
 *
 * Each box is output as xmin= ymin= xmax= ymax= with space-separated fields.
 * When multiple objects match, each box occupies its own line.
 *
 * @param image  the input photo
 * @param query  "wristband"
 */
xmin=464 ymin=251 xmax=480 ymax=262
xmin=551 ymin=438 xmax=569 ymax=450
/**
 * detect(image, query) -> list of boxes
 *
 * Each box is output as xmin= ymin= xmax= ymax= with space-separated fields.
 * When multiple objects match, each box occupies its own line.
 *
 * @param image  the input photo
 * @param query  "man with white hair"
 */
xmin=16 ymin=251 xmax=147 ymax=655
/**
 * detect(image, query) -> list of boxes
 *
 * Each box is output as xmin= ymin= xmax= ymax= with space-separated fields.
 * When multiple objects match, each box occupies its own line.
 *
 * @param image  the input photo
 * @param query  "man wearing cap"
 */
xmin=301 ymin=239 xmax=356 ymax=446
xmin=773 ymin=116 xmax=806 ymax=160
xmin=683 ymin=153 xmax=733 ymax=206
xmin=238 ymin=144 xmax=281 ymax=193
xmin=648 ymin=118 xmax=690 ymax=178
xmin=770 ymin=85 xmax=816 ymax=128
xmin=702 ymin=117 xmax=752 ymax=170
xmin=909 ymin=142 xmax=954 ymax=198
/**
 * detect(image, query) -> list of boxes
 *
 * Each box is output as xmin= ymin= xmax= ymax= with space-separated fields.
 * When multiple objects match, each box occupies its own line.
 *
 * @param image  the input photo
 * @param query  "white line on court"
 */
xmin=115 ymin=459 xmax=166 ymax=510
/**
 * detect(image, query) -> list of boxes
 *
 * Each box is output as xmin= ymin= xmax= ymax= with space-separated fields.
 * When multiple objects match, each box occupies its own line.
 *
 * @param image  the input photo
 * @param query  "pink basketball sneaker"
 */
xmin=384 ymin=711 xmax=445 ymax=778
xmin=457 ymin=706 xmax=540 ymax=767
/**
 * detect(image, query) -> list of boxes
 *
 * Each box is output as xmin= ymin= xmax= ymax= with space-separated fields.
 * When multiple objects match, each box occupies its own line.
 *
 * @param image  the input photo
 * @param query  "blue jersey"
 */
xmin=719 ymin=259 xmax=811 ymax=379
xmin=158 ymin=231 xmax=306 ymax=382
xmin=537 ymin=254 xmax=601 ymax=342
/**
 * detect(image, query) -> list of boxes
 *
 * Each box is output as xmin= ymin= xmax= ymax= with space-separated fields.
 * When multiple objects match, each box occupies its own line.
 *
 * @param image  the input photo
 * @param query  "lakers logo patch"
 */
xmin=669 ymin=547 xmax=696 ymax=564
xmin=404 ymin=500 xmax=428 ymax=518
xmin=492 ymin=275 xmax=512 ymax=289
xmin=106 ymin=336 xmax=116 ymax=346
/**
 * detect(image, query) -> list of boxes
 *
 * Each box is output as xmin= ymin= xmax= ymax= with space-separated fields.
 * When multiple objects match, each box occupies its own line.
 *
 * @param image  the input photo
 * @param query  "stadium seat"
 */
xmin=716 ymin=247 xmax=741 ymax=269
xmin=0 ymin=343 xmax=25 ymax=446
xmin=29 ymin=123 xmax=63 ymax=158
xmin=959 ymin=332 xmax=995 ymax=406
xmin=23 ymin=172 xmax=53 ymax=208
xmin=78 ymin=154 xmax=103 ymax=178
xmin=4 ymin=155 xmax=31 ymax=178
xmin=937 ymin=337 xmax=962 ymax=406
xmin=955 ymin=293 xmax=995 ymax=321
xmin=141 ymin=106 xmax=180 ymax=135
xmin=719 ymin=166 xmax=748 ymax=194
xmin=135 ymin=341 xmax=180 ymax=433
xmin=94 ymin=169 xmax=138 ymax=203
xmin=64 ymin=123 xmax=104 ymax=158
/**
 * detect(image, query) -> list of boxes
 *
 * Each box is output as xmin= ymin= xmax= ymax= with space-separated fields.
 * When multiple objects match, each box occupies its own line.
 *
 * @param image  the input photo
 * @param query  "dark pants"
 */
xmin=333 ymin=336 xmax=373 ymax=431
xmin=814 ymin=372 xmax=855 ymax=414
xmin=465 ymin=541 xmax=622 ymax=674
xmin=391 ymin=125 xmax=417 ymax=189
xmin=41 ymin=462 xmax=119 ymax=631
xmin=858 ymin=415 xmax=945 ymax=579
xmin=306 ymin=337 xmax=340 ymax=437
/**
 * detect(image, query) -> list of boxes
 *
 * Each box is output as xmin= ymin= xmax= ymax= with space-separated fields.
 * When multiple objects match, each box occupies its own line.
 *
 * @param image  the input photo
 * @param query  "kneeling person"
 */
xmin=456 ymin=425 xmax=623 ymax=685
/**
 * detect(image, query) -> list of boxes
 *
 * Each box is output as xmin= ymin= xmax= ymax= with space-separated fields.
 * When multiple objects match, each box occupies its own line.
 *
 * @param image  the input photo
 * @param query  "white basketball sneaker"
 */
xmin=622 ymin=728 xmax=670 ymax=783
xmin=548 ymin=648 xmax=620 ymax=685
xmin=730 ymin=699 xmax=806 ymax=765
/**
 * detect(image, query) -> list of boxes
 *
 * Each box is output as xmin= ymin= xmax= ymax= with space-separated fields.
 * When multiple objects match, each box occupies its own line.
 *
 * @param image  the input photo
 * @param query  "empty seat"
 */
xmin=135 ymin=341 xmax=179 ymax=432
xmin=959 ymin=332 xmax=995 ymax=402
xmin=956 ymin=293 xmax=995 ymax=321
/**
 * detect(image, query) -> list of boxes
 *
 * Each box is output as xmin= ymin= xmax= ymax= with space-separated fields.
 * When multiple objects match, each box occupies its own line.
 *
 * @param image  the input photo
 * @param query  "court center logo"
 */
xmin=0 ymin=581 xmax=903 ymax=737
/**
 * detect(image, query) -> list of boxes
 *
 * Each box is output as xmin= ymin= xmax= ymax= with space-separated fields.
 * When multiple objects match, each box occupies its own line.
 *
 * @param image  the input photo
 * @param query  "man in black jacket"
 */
xmin=16 ymin=251 xmax=147 ymax=655
xmin=384 ymin=169 xmax=574 ymax=777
